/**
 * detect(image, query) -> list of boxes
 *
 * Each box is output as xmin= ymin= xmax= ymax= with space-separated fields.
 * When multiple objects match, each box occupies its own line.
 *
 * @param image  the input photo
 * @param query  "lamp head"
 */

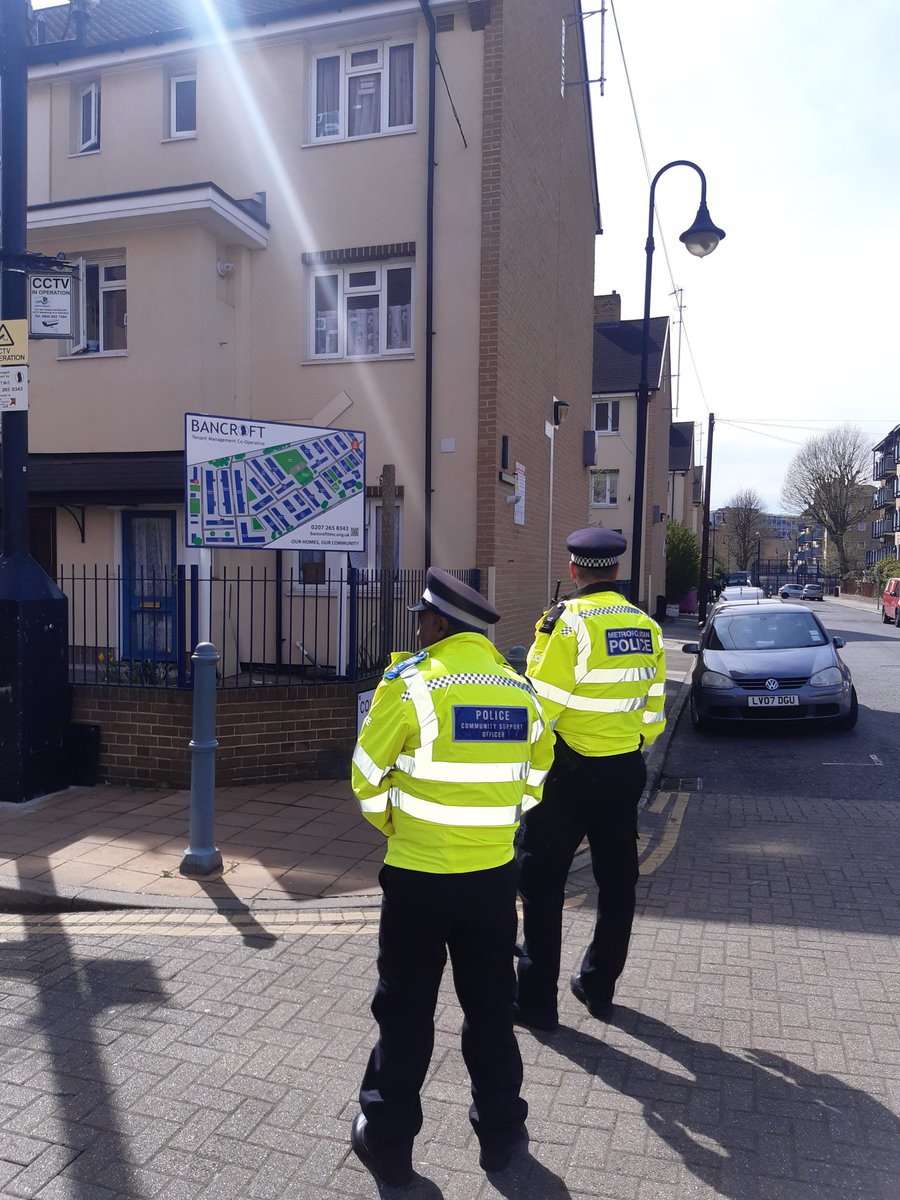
xmin=679 ymin=198 xmax=725 ymax=258
xmin=552 ymin=398 xmax=570 ymax=427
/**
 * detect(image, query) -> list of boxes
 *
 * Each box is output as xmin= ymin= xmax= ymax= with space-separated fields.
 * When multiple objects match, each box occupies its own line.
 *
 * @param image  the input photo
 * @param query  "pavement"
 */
xmin=0 ymin=593 xmax=897 ymax=1199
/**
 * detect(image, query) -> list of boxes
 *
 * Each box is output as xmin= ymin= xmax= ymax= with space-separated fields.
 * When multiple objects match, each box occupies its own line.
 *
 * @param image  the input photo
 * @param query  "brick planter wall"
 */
xmin=70 ymin=681 xmax=371 ymax=788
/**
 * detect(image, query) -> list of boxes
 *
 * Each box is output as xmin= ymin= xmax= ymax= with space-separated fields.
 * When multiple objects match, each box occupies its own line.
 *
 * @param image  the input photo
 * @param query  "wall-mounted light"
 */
xmin=216 ymin=260 xmax=236 ymax=277
xmin=552 ymin=398 xmax=570 ymax=427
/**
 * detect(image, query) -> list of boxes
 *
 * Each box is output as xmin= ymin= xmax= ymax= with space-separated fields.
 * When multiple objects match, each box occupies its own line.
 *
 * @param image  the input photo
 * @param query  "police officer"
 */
xmin=514 ymin=528 xmax=666 ymax=1030
xmin=350 ymin=568 xmax=555 ymax=1186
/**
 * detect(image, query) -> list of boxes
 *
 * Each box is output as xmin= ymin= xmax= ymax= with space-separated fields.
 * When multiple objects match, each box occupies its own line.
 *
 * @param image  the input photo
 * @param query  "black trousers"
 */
xmin=516 ymin=744 xmax=645 ymax=1017
xmin=360 ymin=859 xmax=527 ymax=1160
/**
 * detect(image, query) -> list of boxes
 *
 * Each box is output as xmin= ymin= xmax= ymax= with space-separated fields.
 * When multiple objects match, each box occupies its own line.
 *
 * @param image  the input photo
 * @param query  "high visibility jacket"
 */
xmin=526 ymin=585 xmax=666 ymax=757
xmin=351 ymin=632 xmax=555 ymax=874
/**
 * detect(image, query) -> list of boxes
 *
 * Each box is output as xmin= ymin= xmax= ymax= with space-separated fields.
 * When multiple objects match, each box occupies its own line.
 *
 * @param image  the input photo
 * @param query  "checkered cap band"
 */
xmin=401 ymin=673 xmax=535 ymax=700
xmin=571 ymin=553 xmax=619 ymax=568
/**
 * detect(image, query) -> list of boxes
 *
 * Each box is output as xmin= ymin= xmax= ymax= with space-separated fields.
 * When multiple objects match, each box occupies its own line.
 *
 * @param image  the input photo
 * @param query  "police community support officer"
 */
xmin=514 ymin=528 xmax=666 ymax=1030
xmin=350 ymin=568 xmax=555 ymax=1186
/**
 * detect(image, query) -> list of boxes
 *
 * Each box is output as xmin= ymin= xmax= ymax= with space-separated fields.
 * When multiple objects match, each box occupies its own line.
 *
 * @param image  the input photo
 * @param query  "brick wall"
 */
xmin=476 ymin=0 xmax=597 ymax=651
xmin=71 ymin=682 xmax=365 ymax=788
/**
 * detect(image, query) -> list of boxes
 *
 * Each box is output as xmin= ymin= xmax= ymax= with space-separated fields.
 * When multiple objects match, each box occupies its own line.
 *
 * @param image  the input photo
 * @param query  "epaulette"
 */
xmin=384 ymin=649 xmax=427 ymax=680
xmin=538 ymin=600 xmax=567 ymax=634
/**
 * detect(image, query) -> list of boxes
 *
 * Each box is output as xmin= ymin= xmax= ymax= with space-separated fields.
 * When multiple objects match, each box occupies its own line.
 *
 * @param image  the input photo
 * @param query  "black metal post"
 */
xmin=697 ymin=412 xmax=715 ymax=625
xmin=0 ymin=0 xmax=70 ymax=801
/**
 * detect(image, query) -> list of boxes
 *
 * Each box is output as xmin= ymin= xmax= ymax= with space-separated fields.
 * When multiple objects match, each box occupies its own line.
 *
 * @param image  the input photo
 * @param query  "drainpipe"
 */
xmin=418 ymin=0 xmax=436 ymax=567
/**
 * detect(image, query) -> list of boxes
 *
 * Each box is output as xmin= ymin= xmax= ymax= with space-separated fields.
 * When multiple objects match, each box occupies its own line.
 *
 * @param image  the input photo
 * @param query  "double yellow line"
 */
xmin=640 ymin=791 xmax=690 ymax=875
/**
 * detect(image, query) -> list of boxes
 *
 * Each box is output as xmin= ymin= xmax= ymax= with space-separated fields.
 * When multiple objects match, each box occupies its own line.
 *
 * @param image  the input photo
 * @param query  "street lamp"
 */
xmin=755 ymin=532 xmax=762 ymax=589
xmin=545 ymin=397 xmax=569 ymax=604
xmin=631 ymin=161 xmax=724 ymax=610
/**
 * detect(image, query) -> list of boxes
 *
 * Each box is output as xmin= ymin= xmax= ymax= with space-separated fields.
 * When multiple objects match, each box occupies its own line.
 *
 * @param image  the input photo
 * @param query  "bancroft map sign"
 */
xmin=185 ymin=413 xmax=365 ymax=552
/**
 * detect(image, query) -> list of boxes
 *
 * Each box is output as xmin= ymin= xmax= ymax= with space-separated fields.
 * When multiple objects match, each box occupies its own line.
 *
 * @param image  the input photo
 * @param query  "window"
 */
xmin=312 ymin=41 xmax=414 ymax=141
xmin=590 ymin=468 xmax=619 ymax=508
xmin=170 ymin=73 xmax=197 ymax=138
xmin=66 ymin=256 xmax=127 ymax=355
xmin=292 ymin=549 xmax=347 ymax=590
xmin=78 ymin=82 xmax=100 ymax=152
xmin=310 ymin=263 xmax=413 ymax=359
xmin=593 ymin=399 xmax=620 ymax=434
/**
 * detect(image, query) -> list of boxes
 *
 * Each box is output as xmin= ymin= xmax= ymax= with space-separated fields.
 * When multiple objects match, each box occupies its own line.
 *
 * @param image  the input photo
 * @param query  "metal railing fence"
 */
xmin=59 ymin=564 xmax=479 ymax=689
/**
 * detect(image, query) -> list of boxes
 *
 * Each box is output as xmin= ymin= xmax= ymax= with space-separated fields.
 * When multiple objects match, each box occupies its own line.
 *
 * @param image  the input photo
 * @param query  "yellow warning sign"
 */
xmin=0 ymin=319 xmax=29 ymax=366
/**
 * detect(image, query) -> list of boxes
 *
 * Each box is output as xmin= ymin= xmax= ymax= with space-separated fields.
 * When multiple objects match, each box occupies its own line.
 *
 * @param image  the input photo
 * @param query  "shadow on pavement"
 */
xmin=542 ymin=1008 xmax=899 ymax=1199
xmin=0 ymin=903 xmax=168 ymax=1196
xmin=486 ymin=1142 xmax=573 ymax=1199
xmin=196 ymin=878 xmax=278 ymax=946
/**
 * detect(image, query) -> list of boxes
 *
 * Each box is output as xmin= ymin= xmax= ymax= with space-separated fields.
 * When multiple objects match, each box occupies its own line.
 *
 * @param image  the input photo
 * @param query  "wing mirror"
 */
xmin=832 ymin=636 xmax=845 ymax=649
xmin=681 ymin=643 xmax=700 ymax=654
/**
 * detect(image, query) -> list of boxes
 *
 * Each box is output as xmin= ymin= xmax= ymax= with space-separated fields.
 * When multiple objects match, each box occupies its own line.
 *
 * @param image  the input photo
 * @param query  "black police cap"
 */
xmin=566 ymin=527 xmax=627 ymax=569
xmin=408 ymin=568 xmax=500 ymax=631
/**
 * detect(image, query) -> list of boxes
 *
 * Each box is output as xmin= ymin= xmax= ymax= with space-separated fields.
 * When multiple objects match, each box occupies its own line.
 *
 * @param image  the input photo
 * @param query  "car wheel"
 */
xmin=835 ymin=686 xmax=858 ymax=731
xmin=690 ymin=691 xmax=711 ymax=732
xmin=882 ymin=607 xmax=892 ymax=624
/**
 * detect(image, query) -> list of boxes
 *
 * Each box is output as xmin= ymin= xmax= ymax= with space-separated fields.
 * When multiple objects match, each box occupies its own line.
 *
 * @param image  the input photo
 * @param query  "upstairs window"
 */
xmin=78 ymin=82 xmax=101 ymax=152
xmin=593 ymin=399 xmax=620 ymax=434
xmin=65 ymin=256 xmax=127 ymax=356
xmin=590 ymin=468 xmax=619 ymax=508
xmin=170 ymin=73 xmax=197 ymax=138
xmin=310 ymin=263 xmax=413 ymax=360
xmin=313 ymin=42 xmax=414 ymax=141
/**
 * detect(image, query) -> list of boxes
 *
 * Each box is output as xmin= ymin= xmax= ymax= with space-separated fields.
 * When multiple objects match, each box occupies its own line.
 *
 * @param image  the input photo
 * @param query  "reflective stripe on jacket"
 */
xmin=351 ymin=631 xmax=556 ymax=873
xmin=525 ymin=586 xmax=666 ymax=757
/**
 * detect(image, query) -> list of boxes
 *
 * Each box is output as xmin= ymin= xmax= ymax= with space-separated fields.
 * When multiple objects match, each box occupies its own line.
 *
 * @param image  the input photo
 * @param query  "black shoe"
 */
xmin=569 ymin=972 xmax=614 ymax=1020
xmin=350 ymin=1113 xmax=414 ymax=1188
xmin=479 ymin=1125 xmax=528 ymax=1172
xmin=512 ymin=1001 xmax=558 ymax=1032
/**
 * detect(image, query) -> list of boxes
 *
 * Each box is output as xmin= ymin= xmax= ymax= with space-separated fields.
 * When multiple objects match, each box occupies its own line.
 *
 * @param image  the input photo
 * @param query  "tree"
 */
xmin=723 ymin=487 xmax=766 ymax=571
xmin=781 ymin=424 xmax=872 ymax=580
xmin=873 ymin=556 xmax=900 ymax=591
xmin=665 ymin=520 xmax=700 ymax=603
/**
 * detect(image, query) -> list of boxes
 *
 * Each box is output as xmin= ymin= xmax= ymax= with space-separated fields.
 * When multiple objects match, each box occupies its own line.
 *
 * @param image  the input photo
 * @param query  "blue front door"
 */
xmin=122 ymin=511 xmax=176 ymax=663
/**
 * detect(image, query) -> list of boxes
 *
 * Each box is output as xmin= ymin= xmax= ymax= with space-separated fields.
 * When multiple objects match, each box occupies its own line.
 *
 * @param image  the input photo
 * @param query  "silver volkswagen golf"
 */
xmin=683 ymin=601 xmax=857 ymax=731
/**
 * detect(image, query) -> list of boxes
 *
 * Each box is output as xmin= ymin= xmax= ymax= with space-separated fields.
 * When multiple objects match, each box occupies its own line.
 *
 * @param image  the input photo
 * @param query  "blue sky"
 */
xmin=584 ymin=0 xmax=900 ymax=511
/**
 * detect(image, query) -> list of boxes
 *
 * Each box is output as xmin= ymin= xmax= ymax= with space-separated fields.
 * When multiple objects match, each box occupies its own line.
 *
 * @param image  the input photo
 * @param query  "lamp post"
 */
xmin=545 ymin=396 xmax=569 ymax=605
xmin=755 ymin=532 xmax=762 ymax=589
xmin=632 ymin=161 xmax=724 ymax=610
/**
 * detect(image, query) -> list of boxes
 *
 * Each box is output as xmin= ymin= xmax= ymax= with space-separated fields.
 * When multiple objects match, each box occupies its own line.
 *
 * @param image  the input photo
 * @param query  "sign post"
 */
xmin=0 ymin=0 xmax=70 ymax=802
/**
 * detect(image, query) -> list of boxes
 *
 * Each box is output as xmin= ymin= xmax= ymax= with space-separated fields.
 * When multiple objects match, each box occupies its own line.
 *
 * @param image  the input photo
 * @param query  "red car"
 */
xmin=881 ymin=577 xmax=900 ymax=626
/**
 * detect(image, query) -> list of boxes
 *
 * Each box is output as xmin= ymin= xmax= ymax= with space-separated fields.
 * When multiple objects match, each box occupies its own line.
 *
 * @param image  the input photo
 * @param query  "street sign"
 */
xmin=0 ymin=319 xmax=29 ymax=366
xmin=29 ymin=275 xmax=73 ymax=338
xmin=0 ymin=365 xmax=28 ymax=411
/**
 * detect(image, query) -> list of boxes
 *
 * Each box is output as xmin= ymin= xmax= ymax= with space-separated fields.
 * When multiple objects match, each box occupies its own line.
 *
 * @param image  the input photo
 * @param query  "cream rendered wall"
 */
xmin=591 ymin=395 xmax=637 ymax=570
xmin=27 ymin=223 xmax=222 ymax=452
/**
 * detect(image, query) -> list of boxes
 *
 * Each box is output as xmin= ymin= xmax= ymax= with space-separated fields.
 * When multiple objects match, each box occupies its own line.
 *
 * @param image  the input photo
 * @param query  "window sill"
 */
xmin=589 ymin=503 xmax=618 ymax=510
xmin=594 ymin=430 xmax=620 ymax=437
xmin=302 ymin=352 xmax=414 ymax=365
xmin=302 ymin=126 xmax=415 ymax=148
xmin=69 ymin=149 xmax=101 ymax=158
xmin=58 ymin=350 xmax=128 ymax=360
xmin=162 ymin=133 xmax=197 ymax=143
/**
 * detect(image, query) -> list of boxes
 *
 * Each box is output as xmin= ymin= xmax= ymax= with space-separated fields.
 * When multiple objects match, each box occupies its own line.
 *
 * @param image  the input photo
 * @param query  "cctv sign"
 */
xmin=29 ymin=275 xmax=73 ymax=338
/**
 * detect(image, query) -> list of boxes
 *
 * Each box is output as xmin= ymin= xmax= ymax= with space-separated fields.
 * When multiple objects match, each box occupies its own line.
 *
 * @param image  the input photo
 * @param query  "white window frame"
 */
xmin=289 ymin=549 xmax=349 ymax=595
xmin=311 ymin=40 xmax=415 ymax=143
xmin=63 ymin=255 xmax=127 ymax=357
xmin=78 ymin=82 xmax=101 ymax=152
xmin=308 ymin=262 xmax=414 ymax=361
xmin=589 ymin=467 xmax=619 ymax=508
xmin=169 ymin=73 xmax=197 ymax=139
xmin=593 ymin=399 xmax=620 ymax=434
